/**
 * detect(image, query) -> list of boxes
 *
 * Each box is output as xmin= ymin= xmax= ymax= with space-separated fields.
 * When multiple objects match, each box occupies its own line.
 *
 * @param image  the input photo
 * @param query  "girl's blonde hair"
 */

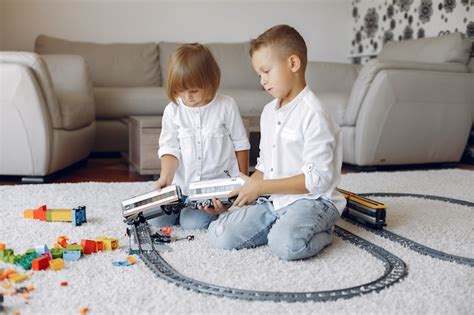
xmin=166 ymin=43 xmax=221 ymax=104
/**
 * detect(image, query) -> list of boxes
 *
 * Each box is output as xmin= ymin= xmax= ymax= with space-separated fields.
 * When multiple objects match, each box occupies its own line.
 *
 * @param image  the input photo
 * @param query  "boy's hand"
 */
xmin=200 ymin=198 xmax=228 ymax=216
xmin=229 ymin=173 xmax=262 ymax=207
xmin=154 ymin=177 xmax=170 ymax=191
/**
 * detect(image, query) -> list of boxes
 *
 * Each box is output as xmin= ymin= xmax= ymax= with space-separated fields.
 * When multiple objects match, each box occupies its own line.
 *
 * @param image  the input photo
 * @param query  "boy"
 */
xmin=206 ymin=25 xmax=346 ymax=261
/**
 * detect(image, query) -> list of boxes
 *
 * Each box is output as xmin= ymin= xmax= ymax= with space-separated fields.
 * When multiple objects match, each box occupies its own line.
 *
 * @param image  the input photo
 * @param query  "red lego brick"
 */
xmin=95 ymin=240 xmax=104 ymax=252
xmin=33 ymin=205 xmax=48 ymax=221
xmin=80 ymin=240 xmax=97 ymax=255
xmin=31 ymin=256 xmax=50 ymax=271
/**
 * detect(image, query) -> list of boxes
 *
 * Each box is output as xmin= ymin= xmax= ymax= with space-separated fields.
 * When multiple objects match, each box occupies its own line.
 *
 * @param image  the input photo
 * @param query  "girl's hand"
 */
xmin=201 ymin=197 xmax=228 ymax=216
xmin=154 ymin=177 xmax=170 ymax=191
xmin=229 ymin=173 xmax=262 ymax=207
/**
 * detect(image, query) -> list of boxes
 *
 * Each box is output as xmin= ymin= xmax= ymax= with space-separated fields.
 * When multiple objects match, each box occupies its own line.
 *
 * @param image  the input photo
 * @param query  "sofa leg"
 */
xmin=21 ymin=177 xmax=45 ymax=184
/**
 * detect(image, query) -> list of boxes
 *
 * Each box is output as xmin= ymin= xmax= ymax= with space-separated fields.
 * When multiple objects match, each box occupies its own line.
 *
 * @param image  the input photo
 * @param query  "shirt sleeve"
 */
xmin=225 ymin=98 xmax=251 ymax=151
xmin=300 ymin=110 xmax=338 ymax=195
xmin=157 ymin=104 xmax=181 ymax=159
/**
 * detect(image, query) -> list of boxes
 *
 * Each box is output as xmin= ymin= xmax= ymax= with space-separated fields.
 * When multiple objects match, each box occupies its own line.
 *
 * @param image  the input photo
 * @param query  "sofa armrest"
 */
xmin=343 ymin=59 xmax=469 ymax=126
xmin=306 ymin=61 xmax=361 ymax=95
xmin=349 ymin=69 xmax=473 ymax=165
xmin=42 ymin=54 xmax=96 ymax=130
xmin=0 ymin=62 xmax=51 ymax=175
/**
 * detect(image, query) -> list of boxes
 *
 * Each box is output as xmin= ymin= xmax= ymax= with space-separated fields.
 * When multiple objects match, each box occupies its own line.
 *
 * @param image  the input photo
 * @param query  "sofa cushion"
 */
xmin=159 ymin=42 xmax=260 ymax=90
xmin=219 ymin=89 xmax=273 ymax=116
xmin=94 ymin=87 xmax=169 ymax=119
xmin=378 ymin=32 xmax=471 ymax=65
xmin=35 ymin=35 xmax=160 ymax=87
xmin=317 ymin=93 xmax=349 ymax=126
xmin=56 ymin=91 xmax=95 ymax=130
xmin=94 ymin=86 xmax=272 ymax=119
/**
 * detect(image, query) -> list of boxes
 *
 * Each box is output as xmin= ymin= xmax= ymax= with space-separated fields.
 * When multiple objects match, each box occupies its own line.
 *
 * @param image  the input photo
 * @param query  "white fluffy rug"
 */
xmin=1 ymin=169 xmax=473 ymax=314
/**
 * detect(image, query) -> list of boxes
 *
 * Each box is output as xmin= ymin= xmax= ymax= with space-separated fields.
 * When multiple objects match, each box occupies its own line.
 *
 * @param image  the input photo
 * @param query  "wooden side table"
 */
xmin=128 ymin=116 xmax=162 ymax=175
xmin=127 ymin=115 xmax=261 ymax=175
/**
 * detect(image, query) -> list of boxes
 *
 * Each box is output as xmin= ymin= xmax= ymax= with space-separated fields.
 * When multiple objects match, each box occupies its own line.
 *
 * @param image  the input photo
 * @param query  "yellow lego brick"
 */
xmin=47 ymin=209 xmax=72 ymax=222
xmin=96 ymin=237 xmax=119 ymax=250
xmin=10 ymin=274 xmax=28 ymax=284
xmin=49 ymin=258 xmax=65 ymax=271
xmin=23 ymin=210 xmax=34 ymax=219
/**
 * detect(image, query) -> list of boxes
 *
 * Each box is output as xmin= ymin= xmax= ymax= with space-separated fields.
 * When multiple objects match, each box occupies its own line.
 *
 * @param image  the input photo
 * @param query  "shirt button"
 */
xmin=198 ymin=157 xmax=201 ymax=160
xmin=270 ymin=168 xmax=274 ymax=172
xmin=277 ymin=121 xmax=281 ymax=125
xmin=197 ymin=141 xmax=201 ymax=144
xmin=272 ymin=144 xmax=275 ymax=148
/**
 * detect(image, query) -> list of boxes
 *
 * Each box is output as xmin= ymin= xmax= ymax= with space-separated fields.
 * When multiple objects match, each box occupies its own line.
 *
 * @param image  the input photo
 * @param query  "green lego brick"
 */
xmin=66 ymin=244 xmax=83 ymax=254
xmin=50 ymin=247 xmax=64 ymax=259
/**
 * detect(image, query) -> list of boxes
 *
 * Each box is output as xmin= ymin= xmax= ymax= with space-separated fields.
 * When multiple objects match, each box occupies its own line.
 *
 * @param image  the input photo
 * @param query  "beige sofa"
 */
xmin=26 ymin=33 xmax=474 ymax=167
xmin=0 ymin=52 xmax=95 ymax=181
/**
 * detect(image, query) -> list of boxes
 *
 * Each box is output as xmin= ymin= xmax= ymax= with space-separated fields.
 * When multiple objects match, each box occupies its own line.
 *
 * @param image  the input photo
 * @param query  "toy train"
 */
xmin=122 ymin=177 xmax=244 ymax=223
xmin=122 ymin=180 xmax=387 ymax=230
xmin=188 ymin=177 xmax=244 ymax=208
xmin=121 ymin=185 xmax=184 ymax=222
xmin=337 ymin=188 xmax=386 ymax=229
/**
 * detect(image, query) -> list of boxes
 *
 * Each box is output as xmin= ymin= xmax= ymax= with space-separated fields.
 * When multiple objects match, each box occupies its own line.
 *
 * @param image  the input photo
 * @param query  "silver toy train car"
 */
xmin=121 ymin=185 xmax=183 ymax=221
xmin=188 ymin=177 xmax=245 ymax=208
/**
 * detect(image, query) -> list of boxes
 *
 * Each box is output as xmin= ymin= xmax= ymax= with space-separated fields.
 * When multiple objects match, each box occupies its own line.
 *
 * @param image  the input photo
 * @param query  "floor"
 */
xmin=0 ymin=155 xmax=472 ymax=185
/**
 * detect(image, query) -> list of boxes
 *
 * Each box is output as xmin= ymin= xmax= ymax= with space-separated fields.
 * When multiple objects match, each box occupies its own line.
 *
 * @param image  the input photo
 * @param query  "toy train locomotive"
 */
xmin=337 ymin=188 xmax=386 ymax=229
xmin=121 ymin=179 xmax=386 ymax=229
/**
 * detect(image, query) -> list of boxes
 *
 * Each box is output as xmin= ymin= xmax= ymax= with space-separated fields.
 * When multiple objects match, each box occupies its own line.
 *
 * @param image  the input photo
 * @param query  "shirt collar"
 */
xmin=274 ymin=85 xmax=310 ymax=112
xmin=178 ymin=94 xmax=217 ymax=110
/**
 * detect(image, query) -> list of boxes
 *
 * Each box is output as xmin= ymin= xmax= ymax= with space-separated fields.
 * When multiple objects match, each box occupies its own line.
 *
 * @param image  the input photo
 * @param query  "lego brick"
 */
xmin=0 ymin=243 xmax=5 ymax=250
xmin=80 ymin=240 xmax=97 ymax=255
xmin=96 ymin=240 xmax=104 ymax=252
xmin=72 ymin=206 xmax=87 ymax=227
xmin=35 ymin=244 xmax=49 ymax=255
xmin=66 ymin=244 xmax=83 ymax=254
xmin=47 ymin=209 xmax=72 ymax=222
xmin=31 ymin=256 xmax=50 ymax=271
xmin=15 ymin=252 xmax=40 ymax=270
xmin=96 ymin=238 xmax=119 ymax=251
xmin=63 ymin=250 xmax=81 ymax=261
xmin=23 ymin=210 xmax=34 ymax=219
xmin=50 ymin=247 xmax=64 ymax=259
xmin=56 ymin=236 xmax=69 ymax=248
xmin=10 ymin=274 xmax=28 ymax=284
xmin=49 ymin=258 xmax=65 ymax=271
xmin=33 ymin=205 xmax=47 ymax=221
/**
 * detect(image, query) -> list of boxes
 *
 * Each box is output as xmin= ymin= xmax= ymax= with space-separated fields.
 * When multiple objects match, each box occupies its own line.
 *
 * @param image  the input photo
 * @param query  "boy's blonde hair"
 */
xmin=249 ymin=24 xmax=308 ymax=72
xmin=166 ymin=43 xmax=220 ymax=104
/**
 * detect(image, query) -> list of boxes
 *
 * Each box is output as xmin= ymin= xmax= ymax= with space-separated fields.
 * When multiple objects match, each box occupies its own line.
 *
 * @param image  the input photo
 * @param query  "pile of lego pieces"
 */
xmin=0 ymin=236 xmax=119 ymax=272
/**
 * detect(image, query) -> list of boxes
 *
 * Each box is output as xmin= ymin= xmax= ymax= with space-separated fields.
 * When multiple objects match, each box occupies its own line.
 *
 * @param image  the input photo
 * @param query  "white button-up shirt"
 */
xmin=255 ymin=86 xmax=346 ymax=214
xmin=158 ymin=94 xmax=250 ymax=195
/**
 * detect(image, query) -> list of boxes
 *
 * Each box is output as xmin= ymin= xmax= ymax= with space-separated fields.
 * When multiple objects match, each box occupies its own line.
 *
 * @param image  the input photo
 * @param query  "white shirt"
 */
xmin=255 ymin=86 xmax=346 ymax=214
xmin=158 ymin=94 xmax=250 ymax=195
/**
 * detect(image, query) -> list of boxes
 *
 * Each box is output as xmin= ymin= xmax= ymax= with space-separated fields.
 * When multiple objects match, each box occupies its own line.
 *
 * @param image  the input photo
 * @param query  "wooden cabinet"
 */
xmin=128 ymin=116 xmax=162 ymax=175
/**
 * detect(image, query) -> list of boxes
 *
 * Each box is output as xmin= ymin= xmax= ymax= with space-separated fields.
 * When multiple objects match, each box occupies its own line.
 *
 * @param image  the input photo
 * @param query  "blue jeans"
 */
xmin=147 ymin=207 xmax=217 ymax=230
xmin=207 ymin=198 xmax=340 ymax=261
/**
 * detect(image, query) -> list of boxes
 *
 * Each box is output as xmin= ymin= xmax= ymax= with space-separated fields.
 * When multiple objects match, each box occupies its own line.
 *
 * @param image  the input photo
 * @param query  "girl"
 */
xmin=151 ymin=43 xmax=250 ymax=229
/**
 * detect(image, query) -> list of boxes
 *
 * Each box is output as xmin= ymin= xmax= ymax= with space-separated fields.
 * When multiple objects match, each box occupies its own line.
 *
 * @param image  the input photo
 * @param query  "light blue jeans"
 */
xmin=207 ymin=198 xmax=340 ymax=261
xmin=147 ymin=207 xmax=217 ymax=230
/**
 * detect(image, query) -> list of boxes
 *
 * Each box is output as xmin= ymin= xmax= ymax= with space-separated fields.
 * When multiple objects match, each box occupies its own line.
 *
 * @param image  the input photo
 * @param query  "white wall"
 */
xmin=2 ymin=0 xmax=352 ymax=63
xmin=0 ymin=0 xmax=5 ymax=50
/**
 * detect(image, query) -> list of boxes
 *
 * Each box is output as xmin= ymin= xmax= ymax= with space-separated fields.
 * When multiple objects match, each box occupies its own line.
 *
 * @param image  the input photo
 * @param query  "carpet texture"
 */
xmin=0 ymin=169 xmax=473 ymax=314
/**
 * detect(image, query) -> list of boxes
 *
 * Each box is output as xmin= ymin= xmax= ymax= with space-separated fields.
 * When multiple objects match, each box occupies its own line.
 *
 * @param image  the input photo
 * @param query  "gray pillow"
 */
xmin=378 ymin=32 xmax=471 ymax=65
xmin=35 ymin=35 xmax=161 ymax=87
